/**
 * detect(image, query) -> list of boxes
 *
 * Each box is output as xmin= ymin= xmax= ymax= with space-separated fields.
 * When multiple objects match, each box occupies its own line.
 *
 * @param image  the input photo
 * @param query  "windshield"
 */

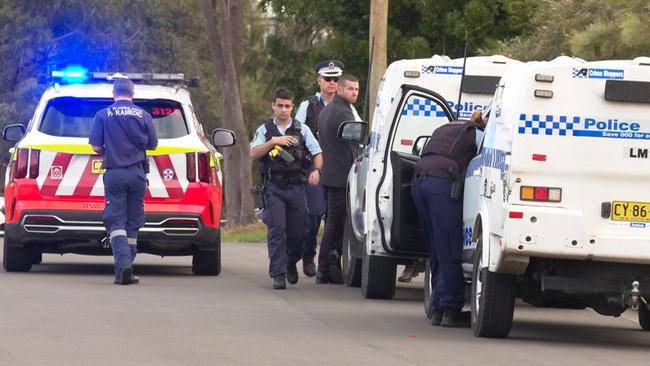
xmin=39 ymin=97 xmax=189 ymax=139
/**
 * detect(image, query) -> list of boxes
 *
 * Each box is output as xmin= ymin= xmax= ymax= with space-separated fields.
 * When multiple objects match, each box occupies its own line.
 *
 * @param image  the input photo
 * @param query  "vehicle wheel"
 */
xmin=424 ymin=259 xmax=433 ymax=319
xmin=471 ymin=237 xmax=515 ymax=338
xmin=192 ymin=239 xmax=221 ymax=276
xmin=639 ymin=304 xmax=650 ymax=331
xmin=342 ymin=213 xmax=362 ymax=287
xmin=361 ymin=247 xmax=396 ymax=299
xmin=31 ymin=250 xmax=42 ymax=265
xmin=3 ymin=238 xmax=32 ymax=272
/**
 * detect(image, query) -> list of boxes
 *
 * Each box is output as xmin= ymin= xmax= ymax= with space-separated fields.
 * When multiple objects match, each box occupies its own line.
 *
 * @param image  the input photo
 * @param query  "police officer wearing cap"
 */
xmin=250 ymin=87 xmax=323 ymax=290
xmin=411 ymin=111 xmax=486 ymax=327
xmin=294 ymin=59 xmax=359 ymax=278
xmin=90 ymin=77 xmax=158 ymax=285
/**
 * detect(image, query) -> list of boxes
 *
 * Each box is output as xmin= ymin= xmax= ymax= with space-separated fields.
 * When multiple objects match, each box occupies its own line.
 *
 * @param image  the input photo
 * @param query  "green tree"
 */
xmin=490 ymin=0 xmax=650 ymax=61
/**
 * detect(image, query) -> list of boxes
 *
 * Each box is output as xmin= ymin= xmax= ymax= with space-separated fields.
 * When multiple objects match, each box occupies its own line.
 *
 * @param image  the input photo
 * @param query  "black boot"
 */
xmin=327 ymin=249 xmax=343 ymax=284
xmin=431 ymin=309 xmax=443 ymax=326
xmin=315 ymin=271 xmax=330 ymax=284
xmin=303 ymin=260 xmax=317 ymax=277
xmin=287 ymin=262 xmax=299 ymax=285
xmin=273 ymin=274 xmax=287 ymax=290
xmin=440 ymin=310 xmax=471 ymax=328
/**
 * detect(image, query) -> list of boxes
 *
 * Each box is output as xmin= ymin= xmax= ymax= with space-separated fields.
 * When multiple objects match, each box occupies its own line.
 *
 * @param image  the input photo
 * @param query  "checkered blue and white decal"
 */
xmin=518 ymin=114 xmax=650 ymax=140
xmin=401 ymin=97 xmax=487 ymax=119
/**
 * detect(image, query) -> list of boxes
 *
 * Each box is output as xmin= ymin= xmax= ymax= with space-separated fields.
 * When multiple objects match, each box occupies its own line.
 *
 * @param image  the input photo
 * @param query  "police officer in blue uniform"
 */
xmin=250 ymin=88 xmax=323 ymax=290
xmin=411 ymin=111 xmax=485 ymax=327
xmin=294 ymin=59 xmax=350 ymax=278
xmin=90 ymin=77 xmax=158 ymax=285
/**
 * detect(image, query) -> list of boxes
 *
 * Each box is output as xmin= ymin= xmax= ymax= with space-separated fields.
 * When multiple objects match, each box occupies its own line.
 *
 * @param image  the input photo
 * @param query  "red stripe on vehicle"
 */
xmin=153 ymin=155 xmax=183 ymax=198
xmin=40 ymin=152 xmax=73 ymax=196
xmin=72 ymin=156 xmax=102 ymax=196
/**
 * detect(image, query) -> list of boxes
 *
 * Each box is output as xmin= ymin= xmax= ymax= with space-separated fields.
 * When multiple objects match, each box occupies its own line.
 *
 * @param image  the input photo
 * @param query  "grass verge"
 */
xmin=222 ymin=221 xmax=267 ymax=242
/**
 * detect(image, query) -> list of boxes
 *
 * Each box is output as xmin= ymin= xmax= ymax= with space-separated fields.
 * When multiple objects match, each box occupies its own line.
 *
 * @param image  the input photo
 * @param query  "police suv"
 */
xmin=463 ymin=57 xmax=650 ymax=337
xmin=340 ymin=55 xmax=519 ymax=299
xmin=2 ymin=69 xmax=235 ymax=275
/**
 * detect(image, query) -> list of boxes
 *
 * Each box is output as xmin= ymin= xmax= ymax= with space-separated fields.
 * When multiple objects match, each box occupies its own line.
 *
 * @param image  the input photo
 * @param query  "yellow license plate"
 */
xmin=612 ymin=201 xmax=650 ymax=222
xmin=91 ymin=159 xmax=105 ymax=174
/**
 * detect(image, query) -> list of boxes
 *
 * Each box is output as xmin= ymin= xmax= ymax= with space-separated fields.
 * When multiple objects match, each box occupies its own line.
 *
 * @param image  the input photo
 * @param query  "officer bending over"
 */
xmin=250 ymin=88 xmax=323 ymax=290
xmin=411 ymin=111 xmax=485 ymax=327
xmin=90 ymin=77 xmax=158 ymax=285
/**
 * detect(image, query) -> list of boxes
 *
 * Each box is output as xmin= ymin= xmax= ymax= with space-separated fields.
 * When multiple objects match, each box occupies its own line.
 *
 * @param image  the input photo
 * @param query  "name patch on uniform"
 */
xmin=107 ymin=106 xmax=143 ymax=118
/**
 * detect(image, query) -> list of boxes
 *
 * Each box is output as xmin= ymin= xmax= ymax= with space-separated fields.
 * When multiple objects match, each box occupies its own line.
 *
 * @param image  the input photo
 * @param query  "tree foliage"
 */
xmin=489 ymin=0 xmax=650 ymax=61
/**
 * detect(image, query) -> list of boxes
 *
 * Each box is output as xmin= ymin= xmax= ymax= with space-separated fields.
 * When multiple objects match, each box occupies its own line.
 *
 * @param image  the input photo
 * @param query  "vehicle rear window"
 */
xmin=39 ymin=97 xmax=189 ymax=138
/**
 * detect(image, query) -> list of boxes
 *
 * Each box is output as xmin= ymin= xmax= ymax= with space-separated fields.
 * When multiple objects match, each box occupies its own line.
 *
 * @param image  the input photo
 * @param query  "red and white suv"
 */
xmin=2 ymin=69 xmax=235 ymax=275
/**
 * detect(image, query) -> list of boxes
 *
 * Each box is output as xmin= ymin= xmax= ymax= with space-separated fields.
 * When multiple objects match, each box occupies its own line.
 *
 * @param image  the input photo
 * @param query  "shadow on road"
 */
xmin=28 ymin=262 xmax=193 ymax=277
xmin=509 ymin=319 xmax=650 ymax=349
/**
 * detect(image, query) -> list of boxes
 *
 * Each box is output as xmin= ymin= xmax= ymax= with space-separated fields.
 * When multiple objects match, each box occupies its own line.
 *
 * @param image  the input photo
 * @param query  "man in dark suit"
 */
xmin=315 ymin=74 xmax=360 ymax=284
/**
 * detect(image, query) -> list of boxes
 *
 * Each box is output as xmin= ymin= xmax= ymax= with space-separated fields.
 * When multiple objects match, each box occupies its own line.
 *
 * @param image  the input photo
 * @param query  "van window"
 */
xmin=39 ymin=97 xmax=189 ymax=139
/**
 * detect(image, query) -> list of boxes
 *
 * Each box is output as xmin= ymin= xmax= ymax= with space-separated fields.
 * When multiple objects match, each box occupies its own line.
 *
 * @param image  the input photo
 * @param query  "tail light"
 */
xmin=197 ymin=152 xmax=210 ymax=183
xmin=186 ymin=152 xmax=215 ymax=185
xmin=11 ymin=148 xmax=39 ymax=179
xmin=186 ymin=153 xmax=196 ymax=182
xmin=520 ymin=186 xmax=562 ymax=202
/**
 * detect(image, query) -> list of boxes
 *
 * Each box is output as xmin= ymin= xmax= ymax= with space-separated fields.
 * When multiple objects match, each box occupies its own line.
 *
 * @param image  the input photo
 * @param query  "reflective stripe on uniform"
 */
xmin=127 ymin=238 xmax=137 ymax=245
xmin=109 ymin=229 xmax=127 ymax=239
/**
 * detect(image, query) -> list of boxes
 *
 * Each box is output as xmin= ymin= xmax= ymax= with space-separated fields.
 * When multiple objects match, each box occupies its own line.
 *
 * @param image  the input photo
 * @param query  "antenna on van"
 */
xmin=456 ymin=41 xmax=469 ymax=120
xmin=363 ymin=36 xmax=375 ymax=122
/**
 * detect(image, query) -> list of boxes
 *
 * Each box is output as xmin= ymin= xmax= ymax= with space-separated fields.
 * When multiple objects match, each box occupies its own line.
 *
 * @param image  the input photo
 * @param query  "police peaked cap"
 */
xmin=315 ymin=60 xmax=345 ymax=77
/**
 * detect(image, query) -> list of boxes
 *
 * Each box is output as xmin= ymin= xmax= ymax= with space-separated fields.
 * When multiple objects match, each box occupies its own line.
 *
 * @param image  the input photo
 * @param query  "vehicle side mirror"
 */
xmin=212 ymin=128 xmax=236 ymax=147
xmin=3 ymin=124 xmax=26 ymax=144
xmin=337 ymin=121 xmax=369 ymax=145
xmin=412 ymin=135 xmax=430 ymax=156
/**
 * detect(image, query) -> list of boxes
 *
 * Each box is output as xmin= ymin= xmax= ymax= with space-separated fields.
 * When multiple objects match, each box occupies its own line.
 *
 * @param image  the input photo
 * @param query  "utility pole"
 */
xmin=368 ymin=0 xmax=388 ymax=127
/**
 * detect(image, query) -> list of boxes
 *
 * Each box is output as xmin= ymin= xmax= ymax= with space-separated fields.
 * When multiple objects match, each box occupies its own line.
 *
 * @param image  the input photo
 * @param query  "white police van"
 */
xmin=340 ymin=55 xmax=519 ymax=299
xmin=463 ymin=57 xmax=650 ymax=338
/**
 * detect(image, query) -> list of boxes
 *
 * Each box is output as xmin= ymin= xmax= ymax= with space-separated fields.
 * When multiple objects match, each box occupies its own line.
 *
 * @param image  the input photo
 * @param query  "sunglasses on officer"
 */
xmin=320 ymin=76 xmax=339 ymax=83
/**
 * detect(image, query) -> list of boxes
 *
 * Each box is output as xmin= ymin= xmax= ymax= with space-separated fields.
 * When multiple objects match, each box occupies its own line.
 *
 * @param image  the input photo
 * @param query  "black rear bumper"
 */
xmin=4 ymin=210 xmax=219 ymax=256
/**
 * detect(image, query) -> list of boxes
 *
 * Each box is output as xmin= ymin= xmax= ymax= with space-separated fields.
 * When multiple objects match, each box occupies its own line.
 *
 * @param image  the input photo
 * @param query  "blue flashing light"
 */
xmin=51 ymin=66 xmax=88 ymax=84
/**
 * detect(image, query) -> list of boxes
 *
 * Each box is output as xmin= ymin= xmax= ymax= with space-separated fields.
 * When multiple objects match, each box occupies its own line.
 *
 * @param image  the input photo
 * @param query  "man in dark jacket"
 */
xmin=315 ymin=74 xmax=360 ymax=284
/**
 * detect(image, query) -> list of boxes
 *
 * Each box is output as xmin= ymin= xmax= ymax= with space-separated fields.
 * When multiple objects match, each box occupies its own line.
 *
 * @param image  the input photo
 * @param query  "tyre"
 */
xmin=471 ymin=237 xmax=515 ymax=338
xmin=31 ymin=250 xmax=43 ymax=265
xmin=361 ymin=248 xmax=396 ymax=299
xmin=639 ymin=304 xmax=650 ymax=331
xmin=192 ymin=238 xmax=221 ymax=276
xmin=424 ymin=259 xmax=433 ymax=319
xmin=342 ymin=213 xmax=362 ymax=287
xmin=3 ymin=238 xmax=32 ymax=272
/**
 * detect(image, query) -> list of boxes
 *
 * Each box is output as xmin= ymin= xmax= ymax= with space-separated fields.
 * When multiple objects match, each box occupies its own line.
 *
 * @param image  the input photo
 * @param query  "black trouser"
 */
xmin=317 ymin=186 xmax=346 ymax=275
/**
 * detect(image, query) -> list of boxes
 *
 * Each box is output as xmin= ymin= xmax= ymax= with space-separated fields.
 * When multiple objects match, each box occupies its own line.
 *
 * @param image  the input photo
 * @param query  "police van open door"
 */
xmin=362 ymin=85 xmax=454 ymax=299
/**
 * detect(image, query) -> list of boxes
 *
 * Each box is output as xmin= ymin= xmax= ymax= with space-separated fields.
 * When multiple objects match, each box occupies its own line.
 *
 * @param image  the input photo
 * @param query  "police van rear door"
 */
xmin=374 ymin=85 xmax=454 ymax=255
xmin=510 ymin=61 xmax=650 ymax=254
xmin=31 ymin=97 xmax=193 ymax=200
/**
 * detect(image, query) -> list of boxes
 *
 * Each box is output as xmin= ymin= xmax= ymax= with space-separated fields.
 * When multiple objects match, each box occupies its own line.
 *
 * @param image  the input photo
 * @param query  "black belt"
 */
xmin=415 ymin=169 xmax=455 ymax=181
xmin=268 ymin=173 xmax=306 ymax=187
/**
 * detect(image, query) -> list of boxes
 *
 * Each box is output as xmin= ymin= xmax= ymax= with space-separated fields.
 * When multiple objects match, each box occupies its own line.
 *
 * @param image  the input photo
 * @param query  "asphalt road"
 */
xmin=1 ymin=240 xmax=649 ymax=366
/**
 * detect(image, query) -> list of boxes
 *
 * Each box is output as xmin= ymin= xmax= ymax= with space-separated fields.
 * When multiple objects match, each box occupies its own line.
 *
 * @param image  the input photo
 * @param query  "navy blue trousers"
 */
xmin=103 ymin=165 xmax=146 ymax=280
xmin=262 ymin=182 xmax=307 ymax=277
xmin=411 ymin=176 xmax=464 ymax=311
xmin=303 ymin=183 xmax=326 ymax=263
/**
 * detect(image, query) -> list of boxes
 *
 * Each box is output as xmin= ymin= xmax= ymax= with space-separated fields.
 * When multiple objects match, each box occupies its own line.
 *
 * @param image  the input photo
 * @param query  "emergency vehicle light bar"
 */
xmin=46 ymin=66 xmax=198 ymax=87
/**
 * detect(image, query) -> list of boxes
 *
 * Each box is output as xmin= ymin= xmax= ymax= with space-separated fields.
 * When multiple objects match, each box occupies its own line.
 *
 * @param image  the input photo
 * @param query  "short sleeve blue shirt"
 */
xmin=250 ymin=118 xmax=321 ymax=156
xmin=89 ymin=100 xmax=158 ymax=169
